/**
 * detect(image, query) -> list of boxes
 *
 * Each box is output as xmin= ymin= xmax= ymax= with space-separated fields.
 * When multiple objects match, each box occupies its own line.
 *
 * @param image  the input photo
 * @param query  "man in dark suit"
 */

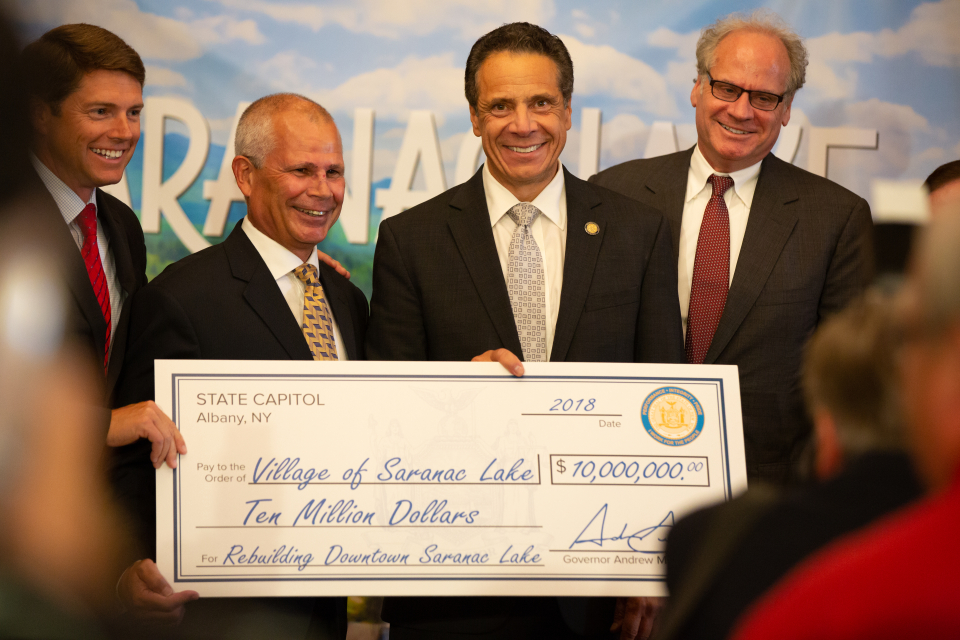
xmin=113 ymin=93 xmax=365 ymax=638
xmin=656 ymin=290 xmax=922 ymax=640
xmin=591 ymin=11 xmax=873 ymax=486
xmin=367 ymin=22 xmax=682 ymax=640
xmin=22 ymin=24 xmax=186 ymax=471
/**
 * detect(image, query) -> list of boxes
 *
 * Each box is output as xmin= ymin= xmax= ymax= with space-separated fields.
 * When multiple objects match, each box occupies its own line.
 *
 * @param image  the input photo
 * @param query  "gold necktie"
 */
xmin=293 ymin=264 xmax=339 ymax=361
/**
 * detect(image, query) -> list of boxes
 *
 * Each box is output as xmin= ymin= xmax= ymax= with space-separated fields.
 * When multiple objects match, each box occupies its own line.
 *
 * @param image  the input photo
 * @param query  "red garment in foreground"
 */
xmin=732 ymin=466 xmax=960 ymax=640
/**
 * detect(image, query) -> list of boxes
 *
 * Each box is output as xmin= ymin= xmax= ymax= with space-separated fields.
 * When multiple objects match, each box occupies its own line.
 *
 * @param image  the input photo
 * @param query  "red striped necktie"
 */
xmin=77 ymin=203 xmax=111 ymax=372
xmin=685 ymin=174 xmax=733 ymax=365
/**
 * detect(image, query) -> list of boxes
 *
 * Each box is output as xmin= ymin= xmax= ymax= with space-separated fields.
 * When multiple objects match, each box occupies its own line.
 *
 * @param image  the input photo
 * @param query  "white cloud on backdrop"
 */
xmin=599 ymin=113 xmax=649 ymax=166
xmin=313 ymin=54 xmax=465 ymax=124
xmin=810 ymin=1 xmax=960 ymax=68
xmin=16 ymin=0 xmax=958 ymax=195
xmin=817 ymin=98 xmax=939 ymax=197
xmin=805 ymin=0 xmax=959 ymax=99
xmin=562 ymin=35 xmax=679 ymax=117
xmin=208 ymin=0 xmax=555 ymax=39
xmin=648 ymin=27 xmax=700 ymax=91
xmin=256 ymin=51 xmax=318 ymax=91
xmin=14 ymin=0 xmax=264 ymax=60
xmin=144 ymin=65 xmax=189 ymax=87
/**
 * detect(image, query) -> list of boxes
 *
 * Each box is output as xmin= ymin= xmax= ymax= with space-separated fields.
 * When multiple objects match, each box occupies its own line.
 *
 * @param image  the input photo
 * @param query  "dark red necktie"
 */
xmin=77 ymin=203 xmax=112 ymax=372
xmin=686 ymin=174 xmax=733 ymax=365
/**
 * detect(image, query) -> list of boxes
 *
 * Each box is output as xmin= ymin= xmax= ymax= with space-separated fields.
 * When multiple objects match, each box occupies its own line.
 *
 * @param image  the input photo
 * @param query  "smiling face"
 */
xmin=234 ymin=109 xmax=345 ymax=262
xmin=692 ymin=30 xmax=792 ymax=173
xmin=31 ymin=69 xmax=143 ymax=202
xmin=470 ymin=51 xmax=572 ymax=202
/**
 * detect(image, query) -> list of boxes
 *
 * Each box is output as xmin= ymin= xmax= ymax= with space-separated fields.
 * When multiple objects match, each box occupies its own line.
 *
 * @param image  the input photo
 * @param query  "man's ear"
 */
xmin=780 ymin=94 xmax=793 ymax=127
xmin=232 ymin=156 xmax=255 ymax=198
xmin=30 ymin=98 xmax=52 ymax=137
xmin=690 ymin=77 xmax=702 ymax=108
xmin=469 ymin=106 xmax=481 ymax=138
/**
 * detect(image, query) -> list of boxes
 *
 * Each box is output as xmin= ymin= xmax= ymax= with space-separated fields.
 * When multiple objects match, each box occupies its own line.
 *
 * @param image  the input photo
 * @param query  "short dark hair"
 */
xmin=21 ymin=23 xmax=145 ymax=115
xmin=464 ymin=22 xmax=573 ymax=109
xmin=924 ymin=160 xmax=960 ymax=195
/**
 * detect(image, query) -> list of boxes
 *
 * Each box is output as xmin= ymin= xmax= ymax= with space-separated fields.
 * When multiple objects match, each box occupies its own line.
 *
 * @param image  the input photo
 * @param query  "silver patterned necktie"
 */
xmin=293 ymin=264 xmax=339 ymax=361
xmin=506 ymin=203 xmax=547 ymax=362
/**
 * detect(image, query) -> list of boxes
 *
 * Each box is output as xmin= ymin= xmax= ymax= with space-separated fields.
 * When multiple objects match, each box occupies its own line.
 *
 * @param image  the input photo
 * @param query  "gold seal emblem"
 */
xmin=648 ymin=393 xmax=697 ymax=440
xmin=584 ymin=222 xmax=599 ymax=235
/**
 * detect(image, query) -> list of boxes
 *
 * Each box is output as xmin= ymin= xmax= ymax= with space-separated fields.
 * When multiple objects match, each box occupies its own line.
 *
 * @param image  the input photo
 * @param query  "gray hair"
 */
xmin=695 ymin=9 xmax=808 ymax=96
xmin=235 ymin=93 xmax=335 ymax=168
xmin=803 ymin=289 xmax=906 ymax=458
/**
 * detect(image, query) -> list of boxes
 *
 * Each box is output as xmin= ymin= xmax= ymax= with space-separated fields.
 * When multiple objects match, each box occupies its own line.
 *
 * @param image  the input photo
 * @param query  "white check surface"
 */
xmin=155 ymin=360 xmax=746 ymax=597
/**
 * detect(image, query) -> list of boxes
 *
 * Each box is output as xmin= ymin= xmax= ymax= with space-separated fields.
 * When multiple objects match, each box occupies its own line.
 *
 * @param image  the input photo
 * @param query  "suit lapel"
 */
xmin=96 ymin=191 xmax=139 ymax=388
xmin=551 ymin=169 xmax=603 ymax=362
xmin=316 ymin=264 xmax=361 ymax=360
xmin=34 ymin=181 xmax=110 ymax=359
xmin=639 ymin=148 xmax=694 ymax=261
xmin=704 ymin=154 xmax=800 ymax=363
xmin=224 ymin=223 xmax=313 ymax=361
xmin=447 ymin=170 xmax=524 ymax=356
xmin=96 ymin=191 xmax=137 ymax=296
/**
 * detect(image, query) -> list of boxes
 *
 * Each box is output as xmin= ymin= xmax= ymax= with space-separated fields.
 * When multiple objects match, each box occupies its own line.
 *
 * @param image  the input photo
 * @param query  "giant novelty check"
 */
xmin=155 ymin=360 xmax=746 ymax=597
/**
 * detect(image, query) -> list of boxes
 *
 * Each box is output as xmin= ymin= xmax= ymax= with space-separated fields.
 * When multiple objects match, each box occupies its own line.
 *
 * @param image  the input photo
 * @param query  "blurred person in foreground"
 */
xmin=731 ymin=193 xmax=960 ymax=640
xmin=0 ymin=225 xmax=130 ymax=639
xmin=653 ymin=290 xmax=921 ymax=640
xmin=925 ymin=159 xmax=960 ymax=218
xmin=113 ymin=93 xmax=364 ymax=638
xmin=874 ymin=159 xmax=960 ymax=282
xmin=0 ymin=12 xmax=130 ymax=638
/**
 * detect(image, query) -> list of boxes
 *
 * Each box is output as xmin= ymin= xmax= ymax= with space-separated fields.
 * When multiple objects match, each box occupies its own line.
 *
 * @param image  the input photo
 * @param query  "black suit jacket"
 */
xmin=367 ymin=166 xmax=683 ymax=364
xmin=113 ymin=222 xmax=366 ymax=640
xmin=32 ymin=169 xmax=148 ymax=402
xmin=591 ymin=149 xmax=874 ymax=484
xmin=367 ymin=167 xmax=683 ymax=637
xmin=658 ymin=452 xmax=922 ymax=640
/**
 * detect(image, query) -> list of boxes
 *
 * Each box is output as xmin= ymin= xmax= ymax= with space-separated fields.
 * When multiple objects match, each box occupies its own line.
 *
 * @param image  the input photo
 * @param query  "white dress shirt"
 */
xmin=678 ymin=144 xmax=762 ymax=336
xmin=241 ymin=218 xmax=349 ymax=360
xmin=483 ymin=161 xmax=567 ymax=361
xmin=31 ymin=153 xmax=124 ymax=355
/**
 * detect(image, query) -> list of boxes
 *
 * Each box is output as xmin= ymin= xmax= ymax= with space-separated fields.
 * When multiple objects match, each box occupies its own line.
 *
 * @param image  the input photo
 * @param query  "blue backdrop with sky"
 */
xmin=13 ymin=0 xmax=960 ymax=297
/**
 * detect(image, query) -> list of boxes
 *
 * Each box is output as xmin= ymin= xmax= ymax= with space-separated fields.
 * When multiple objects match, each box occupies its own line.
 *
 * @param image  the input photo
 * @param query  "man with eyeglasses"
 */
xmin=592 ymin=10 xmax=874 ymax=486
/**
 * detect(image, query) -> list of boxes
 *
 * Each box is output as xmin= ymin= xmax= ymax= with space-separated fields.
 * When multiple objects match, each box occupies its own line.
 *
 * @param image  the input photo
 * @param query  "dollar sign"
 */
xmin=556 ymin=459 xmax=566 ymax=474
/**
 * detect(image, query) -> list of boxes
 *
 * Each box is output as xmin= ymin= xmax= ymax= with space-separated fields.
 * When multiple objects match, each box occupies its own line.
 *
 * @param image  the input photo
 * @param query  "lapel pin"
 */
xmin=584 ymin=222 xmax=599 ymax=235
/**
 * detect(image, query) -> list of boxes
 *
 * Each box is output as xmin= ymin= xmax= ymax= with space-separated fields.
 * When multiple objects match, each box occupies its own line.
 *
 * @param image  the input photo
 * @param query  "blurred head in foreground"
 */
xmin=802 ymin=289 xmax=905 ymax=480
xmin=0 ymin=10 xmax=130 ymax=631
xmin=925 ymin=160 xmax=960 ymax=218
xmin=899 ymin=200 xmax=960 ymax=492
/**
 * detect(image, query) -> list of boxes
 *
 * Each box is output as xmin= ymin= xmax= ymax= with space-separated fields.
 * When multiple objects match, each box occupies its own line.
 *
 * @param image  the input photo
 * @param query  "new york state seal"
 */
xmin=640 ymin=387 xmax=705 ymax=446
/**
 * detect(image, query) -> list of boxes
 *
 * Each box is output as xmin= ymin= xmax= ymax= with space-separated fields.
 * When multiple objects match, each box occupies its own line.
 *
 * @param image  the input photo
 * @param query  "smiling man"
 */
xmin=111 ymin=94 xmax=364 ymax=637
xmin=367 ymin=21 xmax=682 ymax=640
xmin=592 ymin=10 xmax=874 ymax=486
xmin=22 ymin=24 xmax=187 ymax=490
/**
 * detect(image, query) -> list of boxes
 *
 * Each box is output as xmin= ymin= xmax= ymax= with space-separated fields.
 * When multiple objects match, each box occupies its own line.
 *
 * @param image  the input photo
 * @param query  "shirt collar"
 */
xmin=30 ymin=152 xmax=97 ymax=225
xmin=241 ymin=217 xmax=319 ymax=281
xmin=483 ymin=160 xmax=566 ymax=230
xmin=686 ymin=144 xmax=762 ymax=207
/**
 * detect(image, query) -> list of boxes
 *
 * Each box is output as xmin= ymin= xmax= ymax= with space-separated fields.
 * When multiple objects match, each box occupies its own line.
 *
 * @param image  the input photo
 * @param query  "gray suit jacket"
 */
xmin=367 ymin=166 xmax=683 ymax=637
xmin=591 ymin=148 xmax=874 ymax=484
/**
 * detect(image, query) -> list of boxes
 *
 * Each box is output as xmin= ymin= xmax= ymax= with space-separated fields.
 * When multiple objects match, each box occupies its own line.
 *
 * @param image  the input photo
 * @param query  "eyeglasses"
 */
xmin=707 ymin=73 xmax=785 ymax=111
